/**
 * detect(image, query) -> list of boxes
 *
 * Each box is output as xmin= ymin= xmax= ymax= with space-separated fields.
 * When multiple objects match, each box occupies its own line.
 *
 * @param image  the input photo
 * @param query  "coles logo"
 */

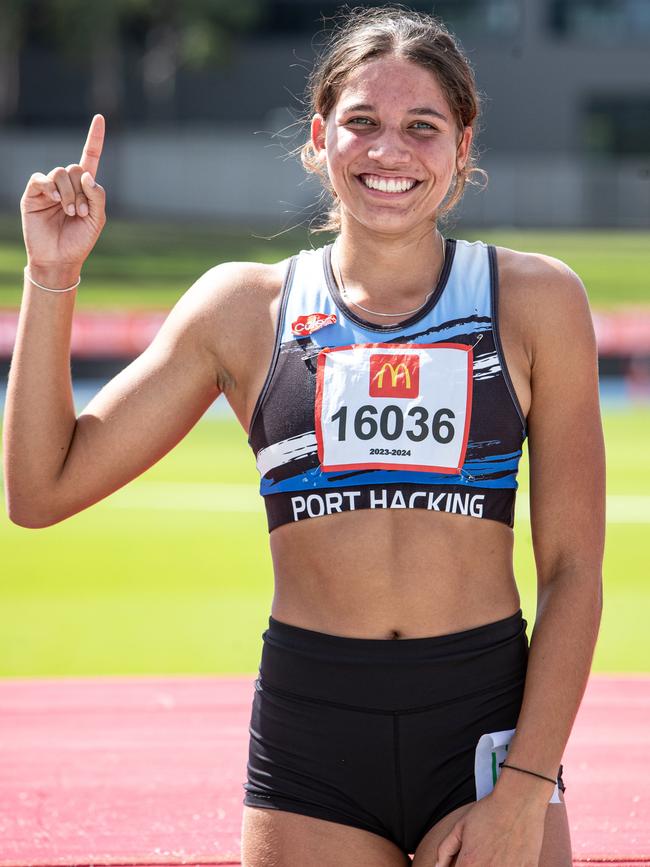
xmin=369 ymin=353 xmax=420 ymax=398
xmin=291 ymin=312 xmax=337 ymax=336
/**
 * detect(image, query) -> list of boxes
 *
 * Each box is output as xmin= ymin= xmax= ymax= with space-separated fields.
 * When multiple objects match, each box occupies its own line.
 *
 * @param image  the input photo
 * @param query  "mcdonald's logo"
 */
xmin=377 ymin=362 xmax=411 ymax=389
xmin=369 ymin=353 xmax=419 ymax=398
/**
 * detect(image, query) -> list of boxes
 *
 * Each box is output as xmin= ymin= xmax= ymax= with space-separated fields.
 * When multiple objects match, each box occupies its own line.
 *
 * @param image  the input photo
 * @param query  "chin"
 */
xmin=346 ymin=208 xmax=433 ymax=238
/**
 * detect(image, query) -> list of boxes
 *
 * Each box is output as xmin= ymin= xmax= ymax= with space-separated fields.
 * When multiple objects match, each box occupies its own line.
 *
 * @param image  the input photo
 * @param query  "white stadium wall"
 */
xmin=1 ymin=128 xmax=648 ymax=228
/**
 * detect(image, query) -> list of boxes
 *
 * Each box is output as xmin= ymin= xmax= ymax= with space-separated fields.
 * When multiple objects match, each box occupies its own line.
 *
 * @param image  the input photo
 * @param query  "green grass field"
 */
xmin=1 ymin=214 xmax=649 ymax=308
xmin=1 ymin=405 xmax=648 ymax=677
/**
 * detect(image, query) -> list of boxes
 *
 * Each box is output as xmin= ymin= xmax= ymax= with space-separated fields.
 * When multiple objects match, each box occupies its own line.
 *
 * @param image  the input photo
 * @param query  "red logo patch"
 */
xmin=291 ymin=312 xmax=337 ymax=336
xmin=369 ymin=353 xmax=420 ymax=398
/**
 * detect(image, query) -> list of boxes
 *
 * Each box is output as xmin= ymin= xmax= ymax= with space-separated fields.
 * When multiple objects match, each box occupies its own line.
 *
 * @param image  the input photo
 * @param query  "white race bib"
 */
xmin=315 ymin=342 xmax=473 ymax=472
xmin=474 ymin=729 xmax=562 ymax=804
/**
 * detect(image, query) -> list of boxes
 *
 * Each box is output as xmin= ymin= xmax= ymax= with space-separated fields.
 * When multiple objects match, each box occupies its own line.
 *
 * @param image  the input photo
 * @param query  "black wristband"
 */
xmin=498 ymin=761 xmax=558 ymax=786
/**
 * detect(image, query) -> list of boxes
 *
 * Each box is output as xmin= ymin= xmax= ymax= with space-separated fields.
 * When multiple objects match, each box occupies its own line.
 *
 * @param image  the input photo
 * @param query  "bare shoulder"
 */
xmin=188 ymin=258 xmax=287 ymax=325
xmin=494 ymin=245 xmax=594 ymax=361
xmin=179 ymin=258 xmax=288 ymax=391
xmin=495 ymin=245 xmax=589 ymax=309
xmin=495 ymin=248 xmax=605 ymax=580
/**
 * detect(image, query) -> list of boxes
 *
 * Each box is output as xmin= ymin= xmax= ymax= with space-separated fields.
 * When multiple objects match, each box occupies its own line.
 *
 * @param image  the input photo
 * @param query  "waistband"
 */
xmin=258 ymin=609 xmax=528 ymax=712
xmin=263 ymin=483 xmax=517 ymax=532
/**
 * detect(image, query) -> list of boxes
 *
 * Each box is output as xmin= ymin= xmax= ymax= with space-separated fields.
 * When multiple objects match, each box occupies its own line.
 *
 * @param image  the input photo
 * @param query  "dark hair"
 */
xmin=301 ymin=5 xmax=488 ymax=232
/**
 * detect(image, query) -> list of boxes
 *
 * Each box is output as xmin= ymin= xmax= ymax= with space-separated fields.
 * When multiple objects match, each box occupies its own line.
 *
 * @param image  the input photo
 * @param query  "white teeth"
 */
xmin=361 ymin=175 xmax=417 ymax=193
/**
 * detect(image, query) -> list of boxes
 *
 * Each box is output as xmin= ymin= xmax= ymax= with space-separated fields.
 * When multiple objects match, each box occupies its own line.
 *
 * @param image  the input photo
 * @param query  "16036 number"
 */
xmin=330 ymin=404 xmax=456 ymax=443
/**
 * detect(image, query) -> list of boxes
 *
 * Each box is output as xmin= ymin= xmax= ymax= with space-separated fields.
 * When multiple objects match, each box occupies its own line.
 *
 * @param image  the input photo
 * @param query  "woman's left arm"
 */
xmin=436 ymin=255 xmax=606 ymax=866
xmin=495 ymin=254 xmax=605 ymax=797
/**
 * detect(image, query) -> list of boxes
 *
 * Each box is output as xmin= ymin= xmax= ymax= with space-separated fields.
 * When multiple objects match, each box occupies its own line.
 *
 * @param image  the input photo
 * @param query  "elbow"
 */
xmin=595 ymin=578 xmax=604 ymax=614
xmin=5 ymin=493 xmax=62 ymax=529
xmin=538 ymin=563 xmax=603 ymax=605
xmin=7 ymin=507 xmax=59 ymax=529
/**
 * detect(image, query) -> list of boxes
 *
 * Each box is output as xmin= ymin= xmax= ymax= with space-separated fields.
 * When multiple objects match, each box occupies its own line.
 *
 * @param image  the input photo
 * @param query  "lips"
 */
xmin=357 ymin=173 xmax=420 ymax=194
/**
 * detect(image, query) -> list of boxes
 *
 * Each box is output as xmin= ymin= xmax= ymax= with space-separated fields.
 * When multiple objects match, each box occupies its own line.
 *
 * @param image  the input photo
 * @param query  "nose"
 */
xmin=366 ymin=126 xmax=411 ymax=167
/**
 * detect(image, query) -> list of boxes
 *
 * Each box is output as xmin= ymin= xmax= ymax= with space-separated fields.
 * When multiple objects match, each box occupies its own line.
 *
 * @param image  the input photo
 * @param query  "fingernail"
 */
xmin=52 ymin=191 xmax=61 ymax=202
xmin=66 ymin=204 xmax=75 ymax=216
xmin=78 ymin=203 xmax=88 ymax=216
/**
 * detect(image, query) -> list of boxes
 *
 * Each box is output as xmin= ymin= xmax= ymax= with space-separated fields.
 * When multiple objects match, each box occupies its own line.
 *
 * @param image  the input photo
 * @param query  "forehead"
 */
xmin=335 ymin=54 xmax=449 ymax=115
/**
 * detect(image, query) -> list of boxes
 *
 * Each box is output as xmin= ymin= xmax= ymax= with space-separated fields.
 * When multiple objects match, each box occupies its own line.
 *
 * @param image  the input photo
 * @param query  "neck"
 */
xmin=333 ymin=218 xmax=446 ymax=310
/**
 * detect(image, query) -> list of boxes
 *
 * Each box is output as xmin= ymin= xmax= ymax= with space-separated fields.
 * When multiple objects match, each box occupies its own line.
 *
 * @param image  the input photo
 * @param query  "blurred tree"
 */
xmin=130 ymin=0 xmax=262 ymax=123
xmin=45 ymin=0 xmax=133 ymax=122
xmin=44 ymin=0 xmax=261 ymax=124
xmin=0 ymin=0 xmax=27 ymax=122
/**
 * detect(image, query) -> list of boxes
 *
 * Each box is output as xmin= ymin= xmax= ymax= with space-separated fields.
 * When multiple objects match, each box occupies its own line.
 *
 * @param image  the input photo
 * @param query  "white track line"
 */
xmin=104 ymin=484 xmax=650 ymax=523
xmin=515 ymin=495 xmax=650 ymax=524
xmin=107 ymin=482 xmax=260 ymax=513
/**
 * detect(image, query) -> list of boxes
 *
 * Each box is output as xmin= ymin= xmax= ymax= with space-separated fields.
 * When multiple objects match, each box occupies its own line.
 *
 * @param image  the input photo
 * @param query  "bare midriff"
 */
xmin=268 ymin=507 xmax=521 ymax=639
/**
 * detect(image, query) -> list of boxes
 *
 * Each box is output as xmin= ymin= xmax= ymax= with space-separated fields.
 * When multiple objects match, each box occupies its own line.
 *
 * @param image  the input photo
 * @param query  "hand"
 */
xmin=435 ymin=793 xmax=547 ymax=867
xmin=20 ymin=114 xmax=107 ymax=276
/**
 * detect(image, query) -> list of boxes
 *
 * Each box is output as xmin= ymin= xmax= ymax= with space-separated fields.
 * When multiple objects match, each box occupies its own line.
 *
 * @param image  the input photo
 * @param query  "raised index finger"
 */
xmin=79 ymin=114 xmax=105 ymax=178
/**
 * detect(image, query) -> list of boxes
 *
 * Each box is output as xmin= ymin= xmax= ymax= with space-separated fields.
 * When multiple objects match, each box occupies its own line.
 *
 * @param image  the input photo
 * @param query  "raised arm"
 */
xmin=3 ymin=115 xmax=236 ymax=527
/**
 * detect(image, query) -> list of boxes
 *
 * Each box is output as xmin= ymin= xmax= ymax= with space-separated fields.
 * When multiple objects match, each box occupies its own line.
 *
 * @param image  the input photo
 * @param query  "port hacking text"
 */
xmin=290 ymin=488 xmax=485 ymax=521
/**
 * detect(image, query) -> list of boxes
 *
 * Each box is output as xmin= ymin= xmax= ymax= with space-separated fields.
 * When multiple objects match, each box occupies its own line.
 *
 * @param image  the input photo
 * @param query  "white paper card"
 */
xmin=474 ymin=728 xmax=561 ymax=804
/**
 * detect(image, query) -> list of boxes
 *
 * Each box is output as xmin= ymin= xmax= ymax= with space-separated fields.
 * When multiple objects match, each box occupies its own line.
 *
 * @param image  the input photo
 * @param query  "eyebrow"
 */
xmin=341 ymin=103 xmax=449 ymax=122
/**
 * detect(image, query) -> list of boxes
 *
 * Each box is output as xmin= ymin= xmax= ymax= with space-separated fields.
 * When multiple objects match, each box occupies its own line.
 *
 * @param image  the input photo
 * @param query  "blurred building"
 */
xmin=1 ymin=0 xmax=648 ymax=226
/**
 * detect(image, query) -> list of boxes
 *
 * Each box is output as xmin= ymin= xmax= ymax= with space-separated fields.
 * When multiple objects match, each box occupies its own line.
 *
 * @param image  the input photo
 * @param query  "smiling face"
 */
xmin=311 ymin=54 xmax=473 ymax=238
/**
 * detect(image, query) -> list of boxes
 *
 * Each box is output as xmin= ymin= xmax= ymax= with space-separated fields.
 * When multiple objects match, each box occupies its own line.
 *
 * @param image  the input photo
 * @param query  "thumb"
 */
xmin=81 ymin=171 xmax=105 ymax=210
xmin=80 ymin=171 xmax=96 ymax=192
xmin=435 ymin=822 xmax=464 ymax=867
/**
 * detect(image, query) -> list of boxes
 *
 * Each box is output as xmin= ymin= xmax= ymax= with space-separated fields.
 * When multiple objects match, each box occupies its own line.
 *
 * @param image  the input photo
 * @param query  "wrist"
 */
xmin=492 ymin=764 xmax=557 ymax=808
xmin=26 ymin=262 xmax=82 ymax=290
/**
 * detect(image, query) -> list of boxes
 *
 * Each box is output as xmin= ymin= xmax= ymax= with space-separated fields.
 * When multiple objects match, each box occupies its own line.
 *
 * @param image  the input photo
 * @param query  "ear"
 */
xmin=311 ymin=113 xmax=327 ymax=156
xmin=456 ymin=125 xmax=473 ymax=172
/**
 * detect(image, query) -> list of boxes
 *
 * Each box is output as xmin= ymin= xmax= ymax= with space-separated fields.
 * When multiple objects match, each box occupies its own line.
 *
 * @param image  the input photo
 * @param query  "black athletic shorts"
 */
xmin=243 ymin=609 xmax=565 ymax=856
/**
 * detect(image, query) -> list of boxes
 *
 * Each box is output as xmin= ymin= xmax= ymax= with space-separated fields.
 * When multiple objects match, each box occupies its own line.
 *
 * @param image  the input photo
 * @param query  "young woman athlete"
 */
xmin=5 ymin=7 xmax=605 ymax=866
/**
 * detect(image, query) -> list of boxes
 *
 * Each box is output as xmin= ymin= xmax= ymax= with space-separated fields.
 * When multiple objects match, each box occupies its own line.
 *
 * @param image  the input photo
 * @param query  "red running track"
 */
xmin=0 ymin=674 xmax=648 ymax=866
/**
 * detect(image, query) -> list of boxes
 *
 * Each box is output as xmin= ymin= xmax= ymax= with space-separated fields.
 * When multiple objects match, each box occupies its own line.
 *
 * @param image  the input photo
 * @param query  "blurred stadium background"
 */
xmin=0 ymin=0 xmax=648 ymax=677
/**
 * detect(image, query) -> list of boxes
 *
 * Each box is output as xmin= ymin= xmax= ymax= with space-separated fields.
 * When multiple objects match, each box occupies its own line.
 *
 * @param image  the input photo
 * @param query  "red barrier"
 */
xmin=0 ymin=310 xmax=167 ymax=358
xmin=1 ymin=308 xmax=649 ymax=358
xmin=593 ymin=309 xmax=650 ymax=354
